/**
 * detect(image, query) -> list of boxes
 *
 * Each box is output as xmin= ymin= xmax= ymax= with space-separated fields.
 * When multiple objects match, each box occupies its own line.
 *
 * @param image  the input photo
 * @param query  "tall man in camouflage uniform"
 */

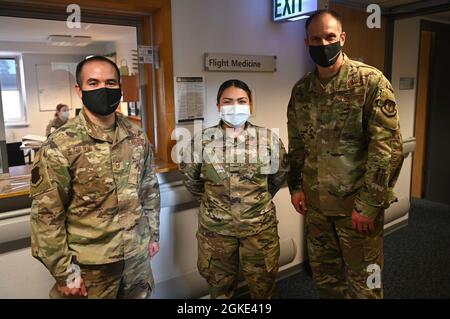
xmin=287 ymin=10 xmax=404 ymax=298
xmin=30 ymin=56 xmax=160 ymax=299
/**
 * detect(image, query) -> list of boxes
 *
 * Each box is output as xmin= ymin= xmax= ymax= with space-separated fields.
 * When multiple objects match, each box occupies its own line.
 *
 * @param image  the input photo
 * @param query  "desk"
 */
xmin=0 ymin=165 xmax=31 ymax=199
xmin=9 ymin=164 xmax=32 ymax=177
xmin=0 ymin=161 xmax=178 ymax=200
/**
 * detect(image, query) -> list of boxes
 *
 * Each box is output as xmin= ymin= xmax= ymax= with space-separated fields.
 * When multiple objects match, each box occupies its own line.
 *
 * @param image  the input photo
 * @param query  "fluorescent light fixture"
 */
xmin=47 ymin=35 xmax=92 ymax=47
xmin=288 ymin=15 xmax=310 ymax=21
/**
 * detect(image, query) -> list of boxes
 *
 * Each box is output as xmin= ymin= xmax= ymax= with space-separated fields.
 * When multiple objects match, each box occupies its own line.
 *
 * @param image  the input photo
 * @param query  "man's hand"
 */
xmin=352 ymin=210 xmax=375 ymax=235
xmin=57 ymin=276 xmax=87 ymax=297
xmin=149 ymin=241 xmax=160 ymax=258
xmin=291 ymin=192 xmax=307 ymax=215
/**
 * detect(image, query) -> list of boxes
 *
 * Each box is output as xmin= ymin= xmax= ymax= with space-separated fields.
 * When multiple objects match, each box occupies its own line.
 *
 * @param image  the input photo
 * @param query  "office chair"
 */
xmin=6 ymin=142 xmax=26 ymax=167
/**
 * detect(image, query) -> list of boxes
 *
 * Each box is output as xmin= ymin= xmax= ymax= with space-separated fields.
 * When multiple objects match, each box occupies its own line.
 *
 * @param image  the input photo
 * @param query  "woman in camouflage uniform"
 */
xmin=180 ymin=80 xmax=289 ymax=298
xmin=45 ymin=103 xmax=70 ymax=136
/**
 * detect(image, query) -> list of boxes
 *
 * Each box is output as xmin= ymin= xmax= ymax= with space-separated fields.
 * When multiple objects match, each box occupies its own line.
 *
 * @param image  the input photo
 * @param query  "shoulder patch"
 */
xmin=381 ymin=100 xmax=397 ymax=117
xmin=31 ymin=166 xmax=43 ymax=187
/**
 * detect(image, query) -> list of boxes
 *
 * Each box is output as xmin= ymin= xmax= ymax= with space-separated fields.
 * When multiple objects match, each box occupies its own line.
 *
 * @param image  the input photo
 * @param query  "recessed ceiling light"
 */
xmin=47 ymin=35 xmax=92 ymax=47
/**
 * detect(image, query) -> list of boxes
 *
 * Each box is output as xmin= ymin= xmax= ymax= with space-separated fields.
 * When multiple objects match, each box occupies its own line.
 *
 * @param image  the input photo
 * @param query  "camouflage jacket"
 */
xmin=287 ymin=54 xmax=404 ymax=218
xmin=30 ymin=109 xmax=160 ymax=285
xmin=179 ymin=121 xmax=289 ymax=237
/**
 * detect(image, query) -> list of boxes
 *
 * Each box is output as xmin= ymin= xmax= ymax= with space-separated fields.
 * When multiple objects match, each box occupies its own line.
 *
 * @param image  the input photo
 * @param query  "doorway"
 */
xmin=0 ymin=6 xmax=156 ymax=174
xmin=412 ymin=20 xmax=450 ymax=205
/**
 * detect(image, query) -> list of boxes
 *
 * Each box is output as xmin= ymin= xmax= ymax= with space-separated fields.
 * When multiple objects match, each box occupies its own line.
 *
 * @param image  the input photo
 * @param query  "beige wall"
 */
xmin=330 ymin=3 xmax=387 ymax=72
xmin=391 ymin=18 xmax=421 ymax=201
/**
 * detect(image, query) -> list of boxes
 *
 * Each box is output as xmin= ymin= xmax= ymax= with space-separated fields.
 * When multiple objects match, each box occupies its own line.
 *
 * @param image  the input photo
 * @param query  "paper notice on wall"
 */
xmin=138 ymin=45 xmax=153 ymax=64
xmin=174 ymin=76 xmax=205 ymax=123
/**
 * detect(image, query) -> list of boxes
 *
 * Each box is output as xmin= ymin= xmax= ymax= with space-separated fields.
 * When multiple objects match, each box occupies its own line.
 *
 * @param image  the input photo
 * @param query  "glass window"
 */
xmin=0 ymin=57 xmax=27 ymax=125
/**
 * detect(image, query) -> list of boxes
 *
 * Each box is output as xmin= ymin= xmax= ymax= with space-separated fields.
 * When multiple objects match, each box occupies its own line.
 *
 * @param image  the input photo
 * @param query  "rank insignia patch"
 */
xmin=31 ymin=166 xmax=43 ymax=187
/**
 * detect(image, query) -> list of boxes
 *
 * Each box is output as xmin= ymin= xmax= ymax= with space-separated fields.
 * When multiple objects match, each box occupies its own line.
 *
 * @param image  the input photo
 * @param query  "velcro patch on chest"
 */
xmin=31 ymin=166 xmax=43 ymax=187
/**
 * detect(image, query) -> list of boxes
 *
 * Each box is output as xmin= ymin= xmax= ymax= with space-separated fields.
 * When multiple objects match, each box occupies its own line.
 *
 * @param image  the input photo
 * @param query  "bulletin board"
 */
xmin=36 ymin=63 xmax=73 ymax=111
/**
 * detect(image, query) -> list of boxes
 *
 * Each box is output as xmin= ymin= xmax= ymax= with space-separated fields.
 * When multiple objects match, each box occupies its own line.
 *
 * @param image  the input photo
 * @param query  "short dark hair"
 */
xmin=305 ymin=9 xmax=343 ymax=35
xmin=217 ymin=79 xmax=252 ymax=104
xmin=75 ymin=55 xmax=121 ymax=86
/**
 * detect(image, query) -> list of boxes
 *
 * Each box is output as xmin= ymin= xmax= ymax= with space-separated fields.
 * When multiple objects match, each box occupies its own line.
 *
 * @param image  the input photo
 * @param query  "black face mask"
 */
xmin=308 ymin=41 xmax=342 ymax=68
xmin=82 ymin=87 xmax=122 ymax=116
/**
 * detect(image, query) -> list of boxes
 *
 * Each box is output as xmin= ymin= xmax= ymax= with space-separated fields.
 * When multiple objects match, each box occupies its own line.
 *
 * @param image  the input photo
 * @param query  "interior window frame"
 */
xmin=0 ymin=55 xmax=28 ymax=127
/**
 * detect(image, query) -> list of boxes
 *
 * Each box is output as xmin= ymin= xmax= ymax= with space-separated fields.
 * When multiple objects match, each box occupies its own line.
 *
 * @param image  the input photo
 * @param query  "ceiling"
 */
xmin=0 ymin=16 xmax=136 ymax=43
xmin=427 ymin=10 xmax=450 ymax=21
xmin=335 ymin=0 xmax=423 ymax=10
xmin=334 ymin=0 xmax=450 ymax=16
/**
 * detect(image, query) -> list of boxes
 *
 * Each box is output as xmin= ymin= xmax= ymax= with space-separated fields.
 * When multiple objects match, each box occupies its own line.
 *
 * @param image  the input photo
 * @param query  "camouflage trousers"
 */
xmin=50 ymin=249 xmax=154 ymax=299
xmin=197 ymin=225 xmax=280 ymax=299
xmin=305 ymin=207 xmax=384 ymax=299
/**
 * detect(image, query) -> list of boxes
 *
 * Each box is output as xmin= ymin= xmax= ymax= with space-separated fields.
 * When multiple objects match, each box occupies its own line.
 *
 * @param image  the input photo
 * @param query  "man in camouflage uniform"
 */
xmin=30 ymin=56 xmax=160 ymax=299
xmin=180 ymin=121 xmax=289 ymax=299
xmin=287 ymin=10 xmax=404 ymax=298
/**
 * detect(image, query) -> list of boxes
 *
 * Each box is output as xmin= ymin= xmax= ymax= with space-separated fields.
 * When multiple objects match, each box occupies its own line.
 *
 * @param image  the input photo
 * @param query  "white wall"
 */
xmin=172 ymin=0 xmax=314 ymax=136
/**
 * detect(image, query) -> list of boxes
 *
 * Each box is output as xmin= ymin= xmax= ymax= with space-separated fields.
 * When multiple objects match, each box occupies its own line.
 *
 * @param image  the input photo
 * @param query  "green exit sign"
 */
xmin=273 ymin=0 xmax=328 ymax=22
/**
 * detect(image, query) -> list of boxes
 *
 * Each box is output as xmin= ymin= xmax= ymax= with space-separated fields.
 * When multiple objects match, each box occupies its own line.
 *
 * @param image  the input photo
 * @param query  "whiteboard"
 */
xmin=36 ymin=63 xmax=73 ymax=111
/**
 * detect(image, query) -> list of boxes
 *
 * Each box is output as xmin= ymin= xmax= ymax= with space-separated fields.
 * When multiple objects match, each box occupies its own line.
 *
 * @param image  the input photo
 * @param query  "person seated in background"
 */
xmin=45 ymin=103 xmax=70 ymax=136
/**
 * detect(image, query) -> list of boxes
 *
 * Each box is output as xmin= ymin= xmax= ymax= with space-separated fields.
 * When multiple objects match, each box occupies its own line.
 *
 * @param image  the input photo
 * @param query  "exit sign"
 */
xmin=273 ymin=0 xmax=324 ymax=22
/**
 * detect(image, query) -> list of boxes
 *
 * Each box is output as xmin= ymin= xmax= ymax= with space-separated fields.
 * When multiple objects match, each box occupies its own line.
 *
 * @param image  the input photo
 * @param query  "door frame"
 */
xmin=411 ymin=20 xmax=450 ymax=198
xmin=0 ymin=0 xmax=176 ymax=169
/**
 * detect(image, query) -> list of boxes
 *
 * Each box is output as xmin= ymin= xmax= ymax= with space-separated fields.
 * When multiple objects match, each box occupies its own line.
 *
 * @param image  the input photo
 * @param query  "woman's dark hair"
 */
xmin=217 ymin=79 xmax=252 ymax=104
xmin=55 ymin=103 xmax=68 ymax=117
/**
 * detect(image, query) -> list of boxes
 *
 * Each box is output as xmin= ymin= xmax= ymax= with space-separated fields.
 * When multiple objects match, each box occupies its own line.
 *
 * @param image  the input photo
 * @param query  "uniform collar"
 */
xmin=215 ymin=121 xmax=257 ymax=147
xmin=310 ymin=52 xmax=351 ymax=93
xmin=78 ymin=109 xmax=132 ymax=144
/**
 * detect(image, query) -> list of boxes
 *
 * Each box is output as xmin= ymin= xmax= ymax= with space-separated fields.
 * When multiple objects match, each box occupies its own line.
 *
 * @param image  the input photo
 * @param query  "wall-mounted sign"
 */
xmin=399 ymin=77 xmax=415 ymax=90
xmin=204 ymin=53 xmax=276 ymax=72
xmin=174 ymin=76 xmax=205 ymax=123
xmin=273 ymin=0 xmax=329 ymax=22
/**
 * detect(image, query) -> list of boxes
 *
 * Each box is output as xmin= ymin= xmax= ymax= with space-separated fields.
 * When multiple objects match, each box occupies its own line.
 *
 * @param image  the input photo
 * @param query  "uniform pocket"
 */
xmin=202 ymin=163 xmax=226 ymax=185
xmin=196 ymin=230 xmax=213 ymax=279
xmin=263 ymin=230 xmax=280 ymax=274
xmin=239 ymin=163 xmax=266 ymax=185
xmin=128 ymin=145 xmax=144 ymax=186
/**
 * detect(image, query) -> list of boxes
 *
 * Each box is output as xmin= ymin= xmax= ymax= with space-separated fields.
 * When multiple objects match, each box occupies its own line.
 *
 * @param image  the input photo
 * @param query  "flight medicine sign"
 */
xmin=204 ymin=53 xmax=276 ymax=72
